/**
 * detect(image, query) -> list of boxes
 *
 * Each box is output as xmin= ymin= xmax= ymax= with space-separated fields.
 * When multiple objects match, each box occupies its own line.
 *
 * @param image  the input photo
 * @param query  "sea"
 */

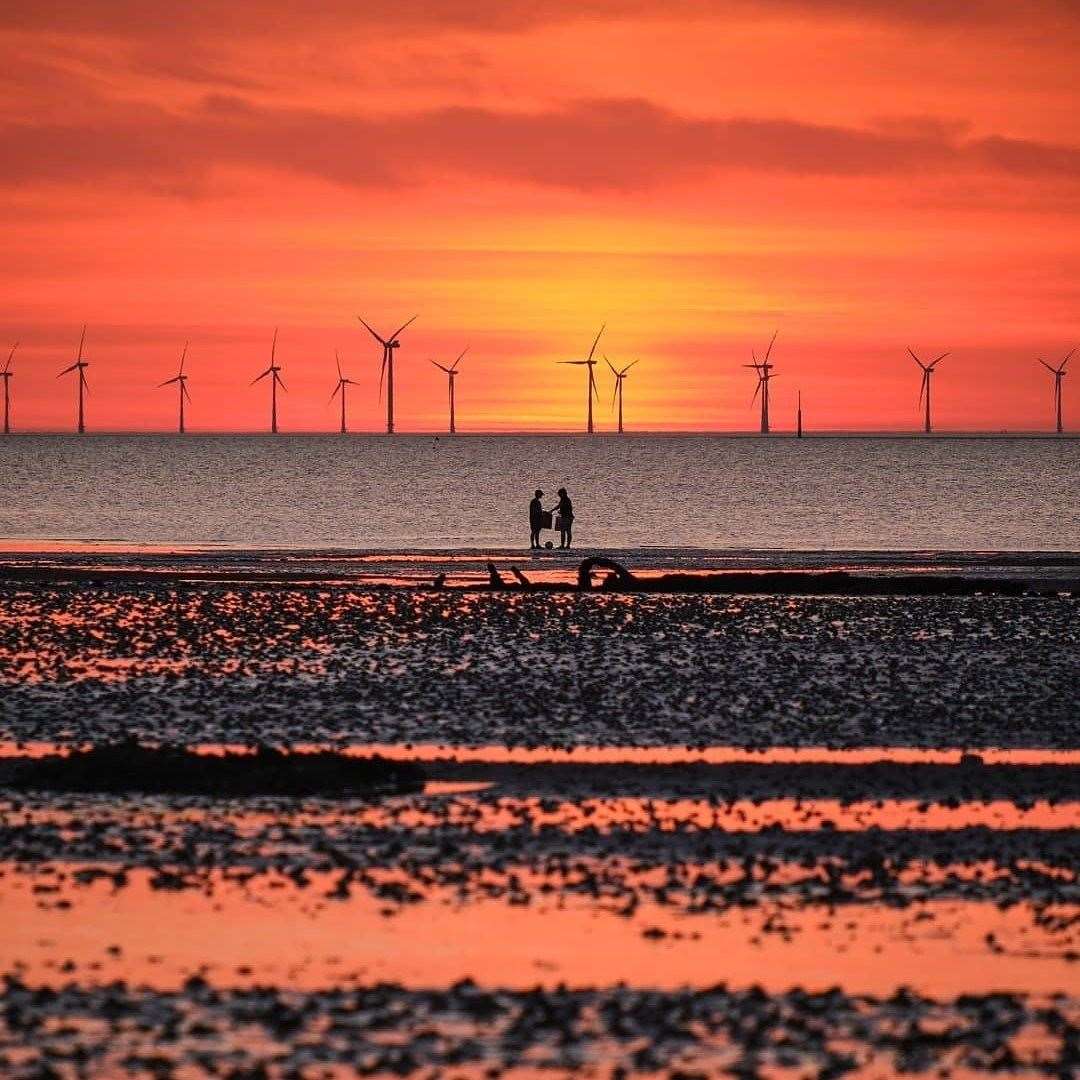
xmin=1 ymin=433 xmax=1077 ymax=552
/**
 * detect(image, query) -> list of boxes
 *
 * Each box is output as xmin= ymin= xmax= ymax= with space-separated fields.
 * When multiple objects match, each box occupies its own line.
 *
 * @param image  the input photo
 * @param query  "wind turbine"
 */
xmin=559 ymin=324 xmax=605 ymax=433
xmin=606 ymin=356 xmax=639 ymax=434
xmin=1037 ymin=347 xmax=1073 ymax=434
xmin=57 ymin=325 xmax=89 ymax=434
xmin=1 ymin=343 xmax=15 ymax=435
xmin=251 ymin=328 xmax=286 ymax=433
xmin=908 ymin=347 xmax=949 ymax=434
xmin=431 ymin=347 xmax=467 ymax=434
xmin=357 ymin=315 xmax=417 ymax=434
xmin=796 ymin=389 xmax=803 ymax=439
xmin=329 ymin=350 xmax=359 ymax=434
xmin=744 ymin=331 xmax=778 ymax=433
xmin=157 ymin=343 xmax=191 ymax=434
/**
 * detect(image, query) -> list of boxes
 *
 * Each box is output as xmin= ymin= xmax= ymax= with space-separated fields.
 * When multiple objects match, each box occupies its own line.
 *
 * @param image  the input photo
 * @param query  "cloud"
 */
xmin=1 ymin=0 xmax=1076 ymax=39
xmin=3 ymin=95 xmax=1079 ymax=194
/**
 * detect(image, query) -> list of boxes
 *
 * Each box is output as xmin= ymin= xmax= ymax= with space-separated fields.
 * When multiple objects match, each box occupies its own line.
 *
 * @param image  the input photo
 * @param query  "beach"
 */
xmin=2 ymin=553 xmax=1078 ymax=1077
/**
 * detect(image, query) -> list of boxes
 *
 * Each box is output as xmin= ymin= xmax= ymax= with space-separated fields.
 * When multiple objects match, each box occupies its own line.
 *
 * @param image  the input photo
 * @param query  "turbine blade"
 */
xmin=1038 ymin=359 xmax=1057 ymax=374
xmin=270 ymin=327 xmax=278 ymax=364
xmin=918 ymin=370 xmax=928 ymax=407
xmin=275 ymin=374 xmax=287 ymax=392
xmin=560 ymin=360 xmax=587 ymax=366
xmin=378 ymin=355 xmax=386 ymax=400
xmin=77 ymin=324 xmax=86 ymax=362
xmin=389 ymin=315 xmax=417 ymax=341
xmin=57 ymin=362 xmax=79 ymax=377
xmin=330 ymin=382 xmax=341 ymax=402
xmin=4 ymin=342 xmax=18 ymax=372
xmin=586 ymin=323 xmax=605 ymax=363
xmin=358 ymin=317 xmax=388 ymax=347
xmin=908 ymin=347 xmax=927 ymax=370
xmin=589 ymin=366 xmax=598 ymax=400
xmin=605 ymin=356 xmax=618 ymax=376
xmin=158 ymin=376 xmax=180 ymax=387
xmin=451 ymin=346 xmax=468 ymax=371
xmin=431 ymin=360 xmax=451 ymax=373
xmin=251 ymin=368 xmax=271 ymax=385
xmin=763 ymin=329 xmax=778 ymax=364
xmin=611 ymin=380 xmax=619 ymax=409
xmin=1061 ymin=346 xmax=1076 ymax=370
xmin=182 ymin=383 xmax=192 ymax=403
xmin=622 ymin=359 xmax=639 ymax=374
xmin=179 ymin=342 xmax=188 ymax=375
xmin=750 ymin=380 xmax=761 ymax=406
xmin=336 ymin=351 xmax=343 ymax=379
xmin=930 ymin=351 xmax=949 ymax=367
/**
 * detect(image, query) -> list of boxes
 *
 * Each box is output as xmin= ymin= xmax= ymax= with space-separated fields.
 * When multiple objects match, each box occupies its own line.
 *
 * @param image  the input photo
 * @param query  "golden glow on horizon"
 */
xmin=1 ymin=3 xmax=1078 ymax=432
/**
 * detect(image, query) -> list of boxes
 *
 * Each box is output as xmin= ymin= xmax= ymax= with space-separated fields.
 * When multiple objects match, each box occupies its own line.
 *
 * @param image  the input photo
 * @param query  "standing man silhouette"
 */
xmin=529 ymin=489 xmax=545 ymax=549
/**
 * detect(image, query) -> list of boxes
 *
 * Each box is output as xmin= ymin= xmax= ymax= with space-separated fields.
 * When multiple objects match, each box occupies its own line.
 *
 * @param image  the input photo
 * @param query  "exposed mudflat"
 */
xmin=1 ymin=580 xmax=1077 ymax=1077
xmin=3 ymin=978 xmax=1078 ymax=1078
xmin=1 ymin=584 xmax=1077 ymax=748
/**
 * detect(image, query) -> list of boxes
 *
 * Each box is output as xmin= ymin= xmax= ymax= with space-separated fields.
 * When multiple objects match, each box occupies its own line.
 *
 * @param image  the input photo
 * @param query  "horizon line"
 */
xmin=0 ymin=428 xmax=1076 ymax=438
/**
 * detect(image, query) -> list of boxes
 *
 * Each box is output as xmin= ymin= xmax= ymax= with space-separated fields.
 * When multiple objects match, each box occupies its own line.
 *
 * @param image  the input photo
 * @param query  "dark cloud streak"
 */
xmin=3 ymin=96 xmax=1078 ymax=194
xmin=1 ymin=0 xmax=1076 ymax=38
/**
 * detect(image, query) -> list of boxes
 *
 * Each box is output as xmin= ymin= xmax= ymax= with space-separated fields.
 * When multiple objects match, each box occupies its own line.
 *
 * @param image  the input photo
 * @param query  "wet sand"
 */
xmin=2 ymin=573 xmax=1077 ymax=1076
xmin=1 ymin=583 xmax=1077 ymax=748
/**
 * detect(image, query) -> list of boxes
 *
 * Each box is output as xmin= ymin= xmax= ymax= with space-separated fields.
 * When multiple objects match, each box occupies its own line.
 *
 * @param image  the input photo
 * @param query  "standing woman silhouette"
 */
xmin=554 ymin=487 xmax=574 ymax=549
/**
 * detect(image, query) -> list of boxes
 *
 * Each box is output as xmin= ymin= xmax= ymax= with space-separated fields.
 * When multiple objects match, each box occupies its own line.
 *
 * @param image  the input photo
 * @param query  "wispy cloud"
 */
xmin=4 ymin=95 xmax=1078 ymax=194
xmin=3 ymin=0 xmax=1077 ymax=37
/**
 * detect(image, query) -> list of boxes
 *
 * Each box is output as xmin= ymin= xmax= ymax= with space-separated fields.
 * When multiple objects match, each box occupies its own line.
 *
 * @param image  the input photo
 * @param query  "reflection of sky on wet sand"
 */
xmin=5 ymin=741 xmax=1080 ymax=764
xmin=12 ymin=795 xmax=1075 ymax=834
xmin=6 ymin=868 xmax=1076 ymax=997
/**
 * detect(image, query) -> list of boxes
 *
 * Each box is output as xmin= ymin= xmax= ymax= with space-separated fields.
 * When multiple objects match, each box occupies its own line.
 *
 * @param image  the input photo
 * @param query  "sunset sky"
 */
xmin=2 ymin=1 xmax=1079 ymax=432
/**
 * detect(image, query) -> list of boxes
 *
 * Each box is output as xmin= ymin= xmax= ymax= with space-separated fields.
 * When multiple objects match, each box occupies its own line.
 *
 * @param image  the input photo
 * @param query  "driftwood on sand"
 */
xmin=469 ymin=556 xmax=1075 ymax=597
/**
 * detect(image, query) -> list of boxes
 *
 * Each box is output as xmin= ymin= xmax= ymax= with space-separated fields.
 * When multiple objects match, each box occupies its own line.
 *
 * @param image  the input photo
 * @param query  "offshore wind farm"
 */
xmin=1 ymin=317 xmax=1075 ymax=435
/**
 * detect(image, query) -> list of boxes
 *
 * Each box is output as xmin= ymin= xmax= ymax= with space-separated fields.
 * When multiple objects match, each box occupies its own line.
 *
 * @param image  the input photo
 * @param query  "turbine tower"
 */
xmin=157 ymin=343 xmax=191 ymax=433
xmin=57 ymin=325 xmax=89 ymax=434
xmin=796 ymin=389 xmax=803 ymax=439
xmin=329 ymin=350 xmax=359 ymax=434
xmin=908 ymin=347 xmax=949 ymax=434
xmin=357 ymin=315 xmax=417 ymax=434
xmin=1038 ymin=347 xmax=1073 ymax=434
xmin=559 ymin=324 xmax=605 ymax=433
xmin=431 ymin=347 xmax=467 ymax=434
xmin=744 ymin=331 xmax=778 ymax=433
xmin=1 ymin=343 xmax=15 ymax=435
xmin=251 ymin=328 xmax=286 ymax=434
xmin=606 ymin=356 xmax=639 ymax=434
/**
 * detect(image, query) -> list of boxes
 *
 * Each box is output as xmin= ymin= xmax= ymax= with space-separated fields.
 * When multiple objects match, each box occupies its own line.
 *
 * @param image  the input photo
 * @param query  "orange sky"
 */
xmin=2 ymin=1 xmax=1079 ymax=432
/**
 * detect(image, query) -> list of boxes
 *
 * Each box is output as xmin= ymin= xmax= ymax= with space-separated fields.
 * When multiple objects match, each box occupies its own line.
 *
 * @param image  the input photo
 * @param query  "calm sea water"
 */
xmin=1 ymin=434 xmax=1077 ymax=551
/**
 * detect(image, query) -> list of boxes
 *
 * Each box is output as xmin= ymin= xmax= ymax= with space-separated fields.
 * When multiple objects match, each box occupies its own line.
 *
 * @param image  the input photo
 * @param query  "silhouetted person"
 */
xmin=529 ymin=489 xmax=545 ymax=549
xmin=553 ymin=487 xmax=574 ymax=549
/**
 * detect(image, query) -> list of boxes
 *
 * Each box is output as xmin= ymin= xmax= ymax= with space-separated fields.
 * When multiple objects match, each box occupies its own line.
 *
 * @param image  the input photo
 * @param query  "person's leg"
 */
xmin=566 ymin=523 xmax=572 ymax=548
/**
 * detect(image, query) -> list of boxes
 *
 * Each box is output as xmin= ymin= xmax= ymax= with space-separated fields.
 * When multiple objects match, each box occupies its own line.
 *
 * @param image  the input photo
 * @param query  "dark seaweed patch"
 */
xmin=1 ymin=742 xmax=424 ymax=798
